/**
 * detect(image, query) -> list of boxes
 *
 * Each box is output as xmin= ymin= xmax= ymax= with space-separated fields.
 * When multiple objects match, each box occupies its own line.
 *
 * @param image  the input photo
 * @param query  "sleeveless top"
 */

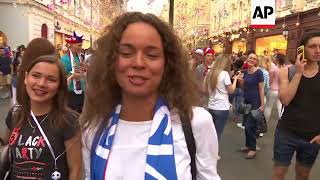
xmin=278 ymin=72 xmax=320 ymax=140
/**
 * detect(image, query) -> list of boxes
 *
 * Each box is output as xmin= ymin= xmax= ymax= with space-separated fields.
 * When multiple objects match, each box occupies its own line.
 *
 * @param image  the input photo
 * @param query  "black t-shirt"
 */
xmin=5 ymin=110 xmax=79 ymax=180
xmin=279 ymin=73 xmax=320 ymax=140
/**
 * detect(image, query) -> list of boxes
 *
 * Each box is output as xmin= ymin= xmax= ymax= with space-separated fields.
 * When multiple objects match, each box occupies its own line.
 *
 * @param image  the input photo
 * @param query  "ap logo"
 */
xmin=251 ymin=0 xmax=276 ymax=28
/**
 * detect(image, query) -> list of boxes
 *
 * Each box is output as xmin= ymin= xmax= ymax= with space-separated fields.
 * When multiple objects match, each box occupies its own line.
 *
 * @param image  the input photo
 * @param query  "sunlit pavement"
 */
xmin=0 ymin=98 xmax=10 ymax=138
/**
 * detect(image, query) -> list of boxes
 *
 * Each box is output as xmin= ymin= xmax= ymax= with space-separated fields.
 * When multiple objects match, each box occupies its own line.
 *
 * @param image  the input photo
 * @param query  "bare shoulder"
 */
xmin=279 ymin=66 xmax=289 ymax=81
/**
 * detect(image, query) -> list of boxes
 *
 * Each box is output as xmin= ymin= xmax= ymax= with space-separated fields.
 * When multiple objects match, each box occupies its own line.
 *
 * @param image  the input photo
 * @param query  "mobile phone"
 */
xmin=297 ymin=45 xmax=304 ymax=61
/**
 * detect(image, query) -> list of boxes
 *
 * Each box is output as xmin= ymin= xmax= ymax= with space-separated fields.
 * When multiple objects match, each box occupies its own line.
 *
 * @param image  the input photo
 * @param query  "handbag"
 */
xmin=0 ymin=144 xmax=10 ymax=179
xmin=250 ymin=109 xmax=268 ymax=135
xmin=238 ymin=102 xmax=252 ymax=115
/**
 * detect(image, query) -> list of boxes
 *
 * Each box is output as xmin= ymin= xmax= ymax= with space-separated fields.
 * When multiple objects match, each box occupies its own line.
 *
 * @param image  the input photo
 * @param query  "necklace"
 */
xmin=28 ymin=114 xmax=49 ymax=133
xmin=303 ymin=66 xmax=319 ymax=78
xmin=30 ymin=111 xmax=80 ymax=179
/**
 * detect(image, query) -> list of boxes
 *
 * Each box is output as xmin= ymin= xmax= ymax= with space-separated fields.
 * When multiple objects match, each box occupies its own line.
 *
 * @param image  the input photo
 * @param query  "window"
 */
xmin=41 ymin=24 xmax=48 ymax=39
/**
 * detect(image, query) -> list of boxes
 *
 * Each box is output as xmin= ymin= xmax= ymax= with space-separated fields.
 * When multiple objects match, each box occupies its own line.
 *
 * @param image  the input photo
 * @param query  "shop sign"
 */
xmin=250 ymin=0 xmax=275 ymax=28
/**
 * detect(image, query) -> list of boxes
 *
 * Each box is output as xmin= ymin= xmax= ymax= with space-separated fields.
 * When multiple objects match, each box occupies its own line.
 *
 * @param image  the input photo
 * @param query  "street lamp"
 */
xmin=283 ymin=28 xmax=289 ymax=39
xmin=169 ymin=0 xmax=174 ymax=27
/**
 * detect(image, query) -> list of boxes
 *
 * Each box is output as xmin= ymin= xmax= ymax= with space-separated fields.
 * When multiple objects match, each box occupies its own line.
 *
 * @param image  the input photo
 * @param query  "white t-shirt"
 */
xmin=207 ymin=71 xmax=231 ymax=110
xmin=82 ymin=107 xmax=221 ymax=180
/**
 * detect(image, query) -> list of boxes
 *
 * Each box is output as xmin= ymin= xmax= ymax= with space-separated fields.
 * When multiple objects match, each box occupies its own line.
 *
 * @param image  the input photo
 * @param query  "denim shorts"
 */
xmin=273 ymin=128 xmax=320 ymax=168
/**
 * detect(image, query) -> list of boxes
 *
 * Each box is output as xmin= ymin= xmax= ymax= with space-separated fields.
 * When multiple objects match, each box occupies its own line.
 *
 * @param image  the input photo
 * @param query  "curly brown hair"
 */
xmin=81 ymin=12 xmax=199 ymax=130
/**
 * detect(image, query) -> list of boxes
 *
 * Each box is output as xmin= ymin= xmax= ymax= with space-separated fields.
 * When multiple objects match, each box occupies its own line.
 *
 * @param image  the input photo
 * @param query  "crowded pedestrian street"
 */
xmin=1 ymin=0 xmax=320 ymax=180
xmin=0 ymin=95 xmax=319 ymax=179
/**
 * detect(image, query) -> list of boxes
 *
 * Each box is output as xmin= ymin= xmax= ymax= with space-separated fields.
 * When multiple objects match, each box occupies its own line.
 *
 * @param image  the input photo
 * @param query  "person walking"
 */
xmin=61 ymin=32 xmax=86 ymax=113
xmin=204 ymin=54 xmax=240 ymax=141
xmin=272 ymin=30 xmax=320 ymax=180
xmin=264 ymin=54 xmax=283 ymax=122
xmin=238 ymin=51 xmax=264 ymax=159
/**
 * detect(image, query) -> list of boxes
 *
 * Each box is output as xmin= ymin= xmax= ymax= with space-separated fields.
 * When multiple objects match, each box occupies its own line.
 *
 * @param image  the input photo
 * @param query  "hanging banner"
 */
xmin=250 ymin=0 xmax=276 ymax=28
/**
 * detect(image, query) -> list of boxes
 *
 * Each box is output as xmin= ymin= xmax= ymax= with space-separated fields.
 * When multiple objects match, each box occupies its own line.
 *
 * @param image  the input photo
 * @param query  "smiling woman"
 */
xmin=116 ymin=22 xmax=165 ymax=98
xmin=81 ymin=12 xmax=221 ymax=180
xmin=2 ymin=40 xmax=82 ymax=180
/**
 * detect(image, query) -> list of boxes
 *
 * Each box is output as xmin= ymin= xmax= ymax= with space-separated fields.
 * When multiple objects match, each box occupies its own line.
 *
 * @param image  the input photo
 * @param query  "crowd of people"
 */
xmin=0 ymin=11 xmax=319 ymax=180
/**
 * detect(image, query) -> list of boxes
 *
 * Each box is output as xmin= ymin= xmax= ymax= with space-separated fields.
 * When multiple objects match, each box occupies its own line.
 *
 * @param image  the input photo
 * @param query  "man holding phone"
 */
xmin=273 ymin=30 xmax=320 ymax=180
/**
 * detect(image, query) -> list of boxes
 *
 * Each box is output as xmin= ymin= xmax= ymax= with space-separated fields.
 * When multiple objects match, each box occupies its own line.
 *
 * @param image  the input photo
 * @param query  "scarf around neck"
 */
xmin=67 ymin=50 xmax=82 ymax=94
xmin=90 ymin=98 xmax=178 ymax=180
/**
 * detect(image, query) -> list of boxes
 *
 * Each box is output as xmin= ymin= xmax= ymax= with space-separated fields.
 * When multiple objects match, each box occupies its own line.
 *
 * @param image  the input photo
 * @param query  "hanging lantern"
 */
xmin=282 ymin=28 xmax=289 ymax=39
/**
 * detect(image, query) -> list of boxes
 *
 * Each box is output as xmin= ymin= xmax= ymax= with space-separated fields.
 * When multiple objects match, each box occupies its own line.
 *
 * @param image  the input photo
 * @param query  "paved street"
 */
xmin=218 ymin=108 xmax=320 ymax=180
xmin=0 ymin=98 xmax=10 ymax=138
xmin=0 ymin=99 xmax=319 ymax=179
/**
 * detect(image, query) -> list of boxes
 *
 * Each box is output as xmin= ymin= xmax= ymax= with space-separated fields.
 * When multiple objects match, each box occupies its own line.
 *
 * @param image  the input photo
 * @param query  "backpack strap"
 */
xmin=288 ymin=65 xmax=296 ymax=82
xmin=182 ymin=121 xmax=197 ymax=180
xmin=280 ymin=65 xmax=296 ymax=117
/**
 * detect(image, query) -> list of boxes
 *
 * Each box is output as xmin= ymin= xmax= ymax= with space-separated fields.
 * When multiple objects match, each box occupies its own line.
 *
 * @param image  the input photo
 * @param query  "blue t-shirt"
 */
xmin=0 ymin=56 xmax=12 ymax=75
xmin=243 ymin=69 xmax=264 ymax=109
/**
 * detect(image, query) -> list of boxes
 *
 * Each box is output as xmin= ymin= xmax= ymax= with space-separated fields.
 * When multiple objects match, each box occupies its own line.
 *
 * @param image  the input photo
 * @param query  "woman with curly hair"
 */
xmin=81 ymin=12 xmax=221 ymax=180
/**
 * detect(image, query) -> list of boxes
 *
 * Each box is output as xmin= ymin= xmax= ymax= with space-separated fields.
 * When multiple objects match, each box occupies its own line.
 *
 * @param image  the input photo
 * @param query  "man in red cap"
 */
xmin=203 ymin=47 xmax=215 ymax=76
xmin=60 ymin=32 xmax=86 ymax=113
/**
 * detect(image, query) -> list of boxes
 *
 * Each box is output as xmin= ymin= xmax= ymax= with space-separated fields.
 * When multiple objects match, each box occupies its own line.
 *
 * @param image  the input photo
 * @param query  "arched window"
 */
xmin=41 ymin=24 xmax=48 ymax=39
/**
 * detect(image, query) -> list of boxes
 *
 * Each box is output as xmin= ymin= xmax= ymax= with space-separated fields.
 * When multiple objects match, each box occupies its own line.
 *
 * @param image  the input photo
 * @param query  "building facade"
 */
xmin=174 ymin=0 xmax=320 ymax=58
xmin=0 ymin=0 xmax=103 ymax=50
xmin=174 ymin=0 xmax=212 ymax=50
xmin=247 ymin=0 xmax=320 ymax=61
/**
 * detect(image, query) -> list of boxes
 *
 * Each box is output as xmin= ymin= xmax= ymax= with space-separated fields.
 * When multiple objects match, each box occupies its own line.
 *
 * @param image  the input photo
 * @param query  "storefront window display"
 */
xmin=256 ymin=35 xmax=287 ymax=56
xmin=213 ymin=43 xmax=224 ymax=54
xmin=82 ymin=40 xmax=91 ymax=49
xmin=232 ymin=40 xmax=247 ymax=54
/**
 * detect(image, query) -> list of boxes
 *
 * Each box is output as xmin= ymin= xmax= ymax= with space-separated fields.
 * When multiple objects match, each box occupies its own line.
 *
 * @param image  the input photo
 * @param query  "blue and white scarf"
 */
xmin=90 ymin=98 xmax=178 ymax=180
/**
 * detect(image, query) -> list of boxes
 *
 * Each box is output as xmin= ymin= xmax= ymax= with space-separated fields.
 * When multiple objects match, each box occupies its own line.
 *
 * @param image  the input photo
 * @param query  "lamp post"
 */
xmin=90 ymin=0 xmax=93 ymax=48
xmin=169 ymin=0 xmax=174 ymax=27
xmin=283 ymin=28 xmax=289 ymax=40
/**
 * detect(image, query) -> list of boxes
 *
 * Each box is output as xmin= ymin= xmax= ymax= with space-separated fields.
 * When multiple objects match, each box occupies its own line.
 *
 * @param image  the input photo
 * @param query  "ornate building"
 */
xmin=0 ymin=0 xmax=115 ymax=50
xmin=173 ymin=0 xmax=320 ymax=57
xmin=174 ymin=0 xmax=212 ymax=50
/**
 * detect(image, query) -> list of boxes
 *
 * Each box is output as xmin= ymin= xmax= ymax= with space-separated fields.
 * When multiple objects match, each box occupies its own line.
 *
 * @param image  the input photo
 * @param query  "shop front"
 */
xmin=246 ymin=8 xmax=320 ymax=61
xmin=54 ymin=31 xmax=64 ymax=48
xmin=255 ymin=35 xmax=287 ymax=56
xmin=82 ymin=40 xmax=91 ymax=49
xmin=232 ymin=39 xmax=247 ymax=54
xmin=212 ymin=43 xmax=224 ymax=54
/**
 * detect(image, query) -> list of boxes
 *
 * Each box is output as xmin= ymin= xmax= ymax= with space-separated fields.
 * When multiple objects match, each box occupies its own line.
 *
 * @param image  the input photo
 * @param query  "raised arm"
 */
xmin=278 ymin=54 xmax=305 ymax=106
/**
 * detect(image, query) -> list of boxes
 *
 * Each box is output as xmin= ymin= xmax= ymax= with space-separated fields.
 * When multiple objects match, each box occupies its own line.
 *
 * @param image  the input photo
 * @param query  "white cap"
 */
xmin=195 ymin=49 xmax=204 ymax=55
